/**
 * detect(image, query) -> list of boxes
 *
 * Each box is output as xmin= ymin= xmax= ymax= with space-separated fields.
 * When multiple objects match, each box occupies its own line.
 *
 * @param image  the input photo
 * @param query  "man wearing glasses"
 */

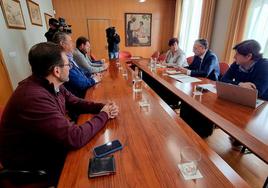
xmin=0 ymin=42 xmax=119 ymax=186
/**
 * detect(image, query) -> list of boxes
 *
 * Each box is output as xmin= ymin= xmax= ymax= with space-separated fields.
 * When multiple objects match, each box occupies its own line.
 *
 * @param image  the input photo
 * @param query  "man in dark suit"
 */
xmin=178 ymin=39 xmax=220 ymax=81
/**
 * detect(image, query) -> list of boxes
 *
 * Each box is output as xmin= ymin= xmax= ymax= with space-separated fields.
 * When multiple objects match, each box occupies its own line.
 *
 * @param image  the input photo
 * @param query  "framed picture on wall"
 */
xmin=44 ymin=13 xmax=52 ymax=29
xmin=0 ymin=0 xmax=26 ymax=29
xmin=125 ymin=13 xmax=152 ymax=47
xmin=26 ymin=0 xmax=42 ymax=26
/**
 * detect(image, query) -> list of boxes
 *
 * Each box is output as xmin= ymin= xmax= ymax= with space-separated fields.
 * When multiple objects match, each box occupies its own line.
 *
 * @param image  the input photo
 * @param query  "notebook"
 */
xmin=88 ymin=155 xmax=116 ymax=178
xmin=216 ymin=81 xmax=264 ymax=108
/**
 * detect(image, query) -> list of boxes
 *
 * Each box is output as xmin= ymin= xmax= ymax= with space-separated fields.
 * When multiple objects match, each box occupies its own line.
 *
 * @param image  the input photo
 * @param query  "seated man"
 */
xmin=221 ymin=39 xmax=268 ymax=100
xmin=178 ymin=39 xmax=220 ymax=81
xmin=0 ymin=42 xmax=119 ymax=186
xmin=73 ymin=36 xmax=108 ymax=75
xmin=53 ymin=32 xmax=102 ymax=98
xmin=162 ymin=38 xmax=188 ymax=67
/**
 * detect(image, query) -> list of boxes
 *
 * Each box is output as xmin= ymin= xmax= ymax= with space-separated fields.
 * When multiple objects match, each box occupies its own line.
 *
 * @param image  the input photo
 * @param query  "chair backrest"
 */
xmin=186 ymin=56 xmax=194 ymax=65
xmin=157 ymin=53 xmax=166 ymax=62
xmin=119 ymin=51 xmax=132 ymax=59
xmin=151 ymin=51 xmax=160 ymax=59
xmin=219 ymin=61 xmax=229 ymax=76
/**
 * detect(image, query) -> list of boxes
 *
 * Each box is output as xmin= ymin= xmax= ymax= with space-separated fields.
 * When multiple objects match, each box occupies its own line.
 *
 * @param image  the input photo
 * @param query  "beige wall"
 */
xmin=0 ymin=0 xmax=54 ymax=88
xmin=52 ymin=0 xmax=176 ymax=58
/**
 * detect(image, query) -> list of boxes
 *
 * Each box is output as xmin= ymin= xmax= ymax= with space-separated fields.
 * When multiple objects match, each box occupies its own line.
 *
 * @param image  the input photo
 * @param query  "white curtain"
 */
xmin=179 ymin=0 xmax=203 ymax=56
xmin=243 ymin=0 xmax=268 ymax=57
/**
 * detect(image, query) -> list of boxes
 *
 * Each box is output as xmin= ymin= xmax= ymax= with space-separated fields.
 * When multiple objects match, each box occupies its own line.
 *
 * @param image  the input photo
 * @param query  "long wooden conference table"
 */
xmin=131 ymin=59 xmax=268 ymax=164
xmin=58 ymin=60 xmax=249 ymax=187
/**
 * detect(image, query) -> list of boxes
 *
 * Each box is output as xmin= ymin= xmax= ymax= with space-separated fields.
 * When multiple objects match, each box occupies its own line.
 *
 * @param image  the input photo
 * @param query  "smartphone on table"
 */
xmin=93 ymin=140 xmax=123 ymax=158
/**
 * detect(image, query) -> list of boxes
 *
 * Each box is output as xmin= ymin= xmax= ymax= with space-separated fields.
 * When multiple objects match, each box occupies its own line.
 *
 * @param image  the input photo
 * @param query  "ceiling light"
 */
xmin=139 ymin=0 xmax=146 ymax=2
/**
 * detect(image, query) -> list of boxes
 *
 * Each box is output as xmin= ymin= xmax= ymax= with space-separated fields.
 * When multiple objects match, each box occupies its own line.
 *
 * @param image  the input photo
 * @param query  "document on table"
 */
xmin=197 ymin=84 xmax=217 ymax=93
xmin=168 ymin=74 xmax=201 ymax=83
xmin=166 ymin=70 xmax=181 ymax=75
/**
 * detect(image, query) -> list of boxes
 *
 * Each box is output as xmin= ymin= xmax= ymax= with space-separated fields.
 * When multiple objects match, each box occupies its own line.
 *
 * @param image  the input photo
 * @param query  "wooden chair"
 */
xmin=151 ymin=51 xmax=160 ymax=59
xmin=186 ymin=56 xmax=194 ymax=65
xmin=119 ymin=51 xmax=132 ymax=59
xmin=157 ymin=53 xmax=166 ymax=62
xmin=219 ymin=61 xmax=229 ymax=77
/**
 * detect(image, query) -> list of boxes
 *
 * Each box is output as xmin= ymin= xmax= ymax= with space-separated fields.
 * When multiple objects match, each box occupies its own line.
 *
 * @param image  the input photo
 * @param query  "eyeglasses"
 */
xmin=59 ymin=63 xmax=73 ymax=69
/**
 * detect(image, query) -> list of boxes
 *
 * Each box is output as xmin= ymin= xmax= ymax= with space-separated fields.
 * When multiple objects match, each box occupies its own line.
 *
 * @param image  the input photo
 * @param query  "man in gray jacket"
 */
xmin=73 ymin=36 xmax=108 ymax=75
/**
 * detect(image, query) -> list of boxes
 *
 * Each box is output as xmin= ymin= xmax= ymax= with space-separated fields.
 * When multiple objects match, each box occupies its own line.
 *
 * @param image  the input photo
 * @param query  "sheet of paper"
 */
xmin=130 ymin=56 xmax=141 ymax=60
xmin=168 ymin=75 xmax=201 ymax=83
xmin=166 ymin=70 xmax=181 ymax=75
xmin=197 ymin=84 xmax=217 ymax=93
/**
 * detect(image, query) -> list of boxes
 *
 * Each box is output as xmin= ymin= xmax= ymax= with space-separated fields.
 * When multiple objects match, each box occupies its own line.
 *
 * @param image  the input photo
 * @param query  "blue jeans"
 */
xmin=109 ymin=52 xmax=119 ymax=59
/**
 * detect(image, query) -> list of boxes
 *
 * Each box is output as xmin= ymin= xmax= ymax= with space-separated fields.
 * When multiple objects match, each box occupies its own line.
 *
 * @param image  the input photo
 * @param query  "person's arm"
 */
xmin=190 ymin=55 xmax=218 ymax=77
xmin=174 ymin=53 xmax=188 ymax=67
xmin=22 ymin=91 xmax=109 ymax=150
xmin=68 ymin=67 xmax=96 ymax=92
xmin=114 ymin=34 xmax=120 ymax=44
xmin=221 ymin=63 xmax=240 ymax=85
xmin=73 ymin=51 xmax=92 ymax=73
xmin=62 ymin=86 xmax=105 ymax=114
xmin=250 ymin=61 xmax=268 ymax=99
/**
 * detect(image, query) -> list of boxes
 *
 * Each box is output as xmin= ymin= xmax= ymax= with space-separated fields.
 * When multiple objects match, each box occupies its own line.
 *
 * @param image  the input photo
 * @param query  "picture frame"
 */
xmin=44 ymin=13 xmax=52 ymax=29
xmin=125 ymin=13 xmax=152 ymax=47
xmin=0 ymin=0 xmax=26 ymax=29
xmin=26 ymin=0 xmax=42 ymax=26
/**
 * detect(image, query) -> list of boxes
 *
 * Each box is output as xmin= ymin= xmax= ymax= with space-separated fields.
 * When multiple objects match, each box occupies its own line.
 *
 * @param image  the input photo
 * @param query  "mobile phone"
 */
xmin=93 ymin=140 xmax=123 ymax=158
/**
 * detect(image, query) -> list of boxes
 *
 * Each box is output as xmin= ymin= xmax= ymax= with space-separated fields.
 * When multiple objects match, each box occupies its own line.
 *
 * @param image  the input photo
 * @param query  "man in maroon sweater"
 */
xmin=0 ymin=42 xmax=119 ymax=184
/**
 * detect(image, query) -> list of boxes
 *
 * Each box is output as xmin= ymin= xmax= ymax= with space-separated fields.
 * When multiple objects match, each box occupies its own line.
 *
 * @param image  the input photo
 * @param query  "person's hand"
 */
xmin=103 ymin=63 xmax=109 ymax=70
xmin=93 ymin=73 xmax=102 ymax=83
xmin=238 ymin=82 xmax=256 ymax=90
xmin=176 ymin=66 xmax=188 ymax=74
xmin=101 ymin=101 xmax=119 ymax=119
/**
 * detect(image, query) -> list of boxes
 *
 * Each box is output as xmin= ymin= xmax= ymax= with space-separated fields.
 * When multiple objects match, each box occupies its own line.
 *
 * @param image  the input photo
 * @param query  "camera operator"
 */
xmin=106 ymin=27 xmax=120 ymax=59
xmin=45 ymin=17 xmax=72 ymax=42
xmin=44 ymin=18 xmax=59 ymax=42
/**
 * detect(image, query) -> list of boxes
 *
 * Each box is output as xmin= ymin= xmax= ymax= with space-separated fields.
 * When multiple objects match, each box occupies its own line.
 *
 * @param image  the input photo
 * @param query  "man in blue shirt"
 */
xmin=53 ymin=32 xmax=102 ymax=98
xmin=221 ymin=39 xmax=268 ymax=101
xmin=178 ymin=39 xmax=220 ymax=81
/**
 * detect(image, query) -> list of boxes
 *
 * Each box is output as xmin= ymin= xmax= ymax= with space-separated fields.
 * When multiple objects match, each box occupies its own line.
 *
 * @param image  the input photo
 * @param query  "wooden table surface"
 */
xmin=58 ymin=60 xmax=249 ymax=188
xmin=132 ymin=59 xmax=268 ymax=164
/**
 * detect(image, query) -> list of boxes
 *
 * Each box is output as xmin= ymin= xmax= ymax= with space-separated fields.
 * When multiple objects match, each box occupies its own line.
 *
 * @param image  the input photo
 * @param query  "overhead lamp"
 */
xmin=139 ymin=0 xmax=146 ymax=2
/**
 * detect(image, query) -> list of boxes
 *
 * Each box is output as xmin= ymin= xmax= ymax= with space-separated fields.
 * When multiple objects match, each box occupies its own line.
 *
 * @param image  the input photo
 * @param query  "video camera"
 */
xmin=50 ymin=17 xmax=72 ymax=34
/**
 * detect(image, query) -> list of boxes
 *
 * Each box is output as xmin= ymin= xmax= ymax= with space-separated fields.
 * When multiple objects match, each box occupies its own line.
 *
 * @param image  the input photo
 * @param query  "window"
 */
xmin=243 ymin=0 xmax=268 ymax=57
xmin=179 ymin=0 xmax=203 ymax=56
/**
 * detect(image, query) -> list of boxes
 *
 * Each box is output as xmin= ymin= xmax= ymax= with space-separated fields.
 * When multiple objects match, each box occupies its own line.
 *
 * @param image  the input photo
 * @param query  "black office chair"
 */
xmin=0 ymin=167 xmax=49 ymax=188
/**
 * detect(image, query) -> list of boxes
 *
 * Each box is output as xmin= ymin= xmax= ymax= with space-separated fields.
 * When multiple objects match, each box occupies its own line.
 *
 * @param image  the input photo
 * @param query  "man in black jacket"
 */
xmin=44 ymin=18 xmax=59 ymax=42
xmin=106 ymin=27 xmax=120 ymax=59
xmin=178 ymin=39 xmax=220 ymax=81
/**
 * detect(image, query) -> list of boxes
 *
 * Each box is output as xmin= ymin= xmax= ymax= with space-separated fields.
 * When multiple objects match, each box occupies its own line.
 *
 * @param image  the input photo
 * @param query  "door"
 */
xmin=87 ymin=19 xmax=110 ymax=59
xmin=0 ymin=49 xmax=13 ymax=106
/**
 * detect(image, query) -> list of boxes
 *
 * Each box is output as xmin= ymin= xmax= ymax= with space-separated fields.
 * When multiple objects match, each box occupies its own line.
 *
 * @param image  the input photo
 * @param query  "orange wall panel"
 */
xmin=52 ymin=0 xmax=176 ymax=58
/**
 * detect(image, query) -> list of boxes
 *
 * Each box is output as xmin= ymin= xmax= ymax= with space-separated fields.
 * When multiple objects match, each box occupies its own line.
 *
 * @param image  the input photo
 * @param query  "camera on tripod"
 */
xmin=58 ymin=17 xmax=72 ymax=34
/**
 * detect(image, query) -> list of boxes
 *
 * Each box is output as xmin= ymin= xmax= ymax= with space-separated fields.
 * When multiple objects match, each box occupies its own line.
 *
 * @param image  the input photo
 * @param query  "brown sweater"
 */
xmin=0 ymin=75 xmax=108 ymax=173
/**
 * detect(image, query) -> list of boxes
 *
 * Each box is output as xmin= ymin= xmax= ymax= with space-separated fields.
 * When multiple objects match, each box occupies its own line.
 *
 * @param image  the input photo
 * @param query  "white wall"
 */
xmin=210 ymin=0 xmax=233 ymax=61
xmin=0 ymin=0 xmax=54 ymax=89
